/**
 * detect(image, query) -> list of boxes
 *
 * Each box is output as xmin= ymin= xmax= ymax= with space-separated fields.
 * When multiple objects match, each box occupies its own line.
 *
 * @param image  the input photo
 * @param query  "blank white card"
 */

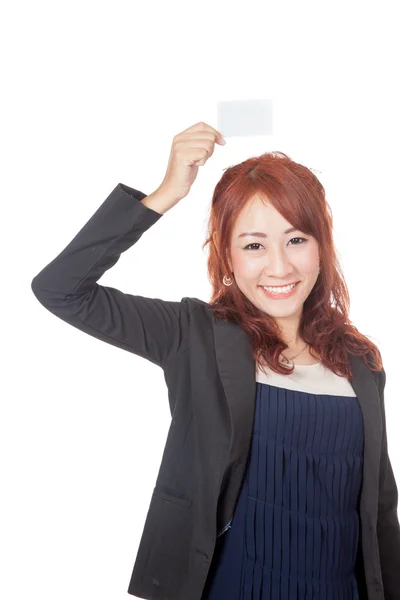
xmin=217 ymin=99 xmax=273 ymax=138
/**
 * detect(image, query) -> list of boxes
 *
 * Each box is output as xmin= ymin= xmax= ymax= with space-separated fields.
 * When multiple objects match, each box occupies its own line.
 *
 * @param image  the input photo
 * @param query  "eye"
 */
xmin=289 ymin=237 xmax=308 ymax=246
xmin=244 ymin=237 xmax=308 ymax=250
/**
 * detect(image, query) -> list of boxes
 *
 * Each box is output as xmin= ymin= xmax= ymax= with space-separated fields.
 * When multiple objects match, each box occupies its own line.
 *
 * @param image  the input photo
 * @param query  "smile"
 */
xmin=259 ymin=281 xmax=300 ymax=299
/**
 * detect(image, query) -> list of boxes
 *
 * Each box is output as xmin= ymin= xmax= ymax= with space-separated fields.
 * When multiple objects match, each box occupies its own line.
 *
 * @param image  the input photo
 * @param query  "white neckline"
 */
xmin=293 ymin=362 xmax=322 ymax=367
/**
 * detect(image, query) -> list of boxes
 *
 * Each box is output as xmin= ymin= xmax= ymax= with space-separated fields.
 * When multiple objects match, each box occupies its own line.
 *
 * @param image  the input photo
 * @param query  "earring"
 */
xmin=223 ymin=274 xmax=233 ymax=286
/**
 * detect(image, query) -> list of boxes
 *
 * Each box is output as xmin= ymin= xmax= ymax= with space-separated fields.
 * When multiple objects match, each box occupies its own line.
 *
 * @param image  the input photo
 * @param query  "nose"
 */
xmin=264 ymin=254 xmax=295 ymax=278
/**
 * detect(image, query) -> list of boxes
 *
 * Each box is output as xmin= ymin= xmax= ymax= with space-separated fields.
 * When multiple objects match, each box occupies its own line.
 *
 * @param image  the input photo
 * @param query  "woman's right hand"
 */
xmin=156 ymin=121 xmax=226 ymax=207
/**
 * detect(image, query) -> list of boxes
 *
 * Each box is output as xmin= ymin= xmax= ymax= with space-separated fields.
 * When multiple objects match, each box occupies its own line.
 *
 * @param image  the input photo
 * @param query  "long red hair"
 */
xmin=202 ymin=151 xmax=382 ymax=380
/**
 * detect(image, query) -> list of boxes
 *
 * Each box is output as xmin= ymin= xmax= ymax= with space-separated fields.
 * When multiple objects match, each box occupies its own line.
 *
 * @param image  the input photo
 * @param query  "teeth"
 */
xmin=263 ymin=283 xmax=297 ymax=294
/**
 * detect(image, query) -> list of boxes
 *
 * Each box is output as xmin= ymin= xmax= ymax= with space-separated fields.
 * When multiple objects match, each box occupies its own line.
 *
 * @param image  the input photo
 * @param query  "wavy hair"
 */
xmin=202 ymin=151 xmax=382 ymax=380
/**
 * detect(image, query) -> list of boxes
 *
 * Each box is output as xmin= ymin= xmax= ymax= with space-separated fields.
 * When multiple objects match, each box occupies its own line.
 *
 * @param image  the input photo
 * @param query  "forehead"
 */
xmin=232 ymin=195 xmax=293 ymax=232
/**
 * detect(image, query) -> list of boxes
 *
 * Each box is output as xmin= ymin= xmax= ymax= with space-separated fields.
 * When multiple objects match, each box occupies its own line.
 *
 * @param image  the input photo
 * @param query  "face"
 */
xmin=222 ymin=194 xmax=320 ymax=335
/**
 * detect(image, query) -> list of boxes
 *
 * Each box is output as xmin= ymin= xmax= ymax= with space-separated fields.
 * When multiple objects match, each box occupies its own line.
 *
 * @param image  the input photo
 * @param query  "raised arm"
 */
xmin=31 ymin=183 xmax=190 ymax=368
xmin=32 ymin=122 xmax=226 ymax=368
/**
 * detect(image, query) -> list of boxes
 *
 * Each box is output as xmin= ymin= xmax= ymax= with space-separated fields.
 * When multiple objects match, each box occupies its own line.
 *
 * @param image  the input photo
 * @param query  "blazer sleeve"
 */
xmin=376 ymin=366 xmax=400 ymax=597
xmin=31 ymin=183 xmax=190 ymax=369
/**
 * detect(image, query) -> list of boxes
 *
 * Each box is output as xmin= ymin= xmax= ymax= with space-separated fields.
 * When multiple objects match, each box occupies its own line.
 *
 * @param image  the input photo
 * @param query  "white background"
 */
xmin=2 ymin=1 xmax=399 ymax=598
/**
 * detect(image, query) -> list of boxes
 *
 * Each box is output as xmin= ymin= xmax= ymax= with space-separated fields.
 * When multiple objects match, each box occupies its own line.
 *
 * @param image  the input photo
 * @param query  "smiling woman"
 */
xmin=30 ymin=121 xmax=396 ymax=600
xmin=202 ymin=150 xmax=382 ymax=380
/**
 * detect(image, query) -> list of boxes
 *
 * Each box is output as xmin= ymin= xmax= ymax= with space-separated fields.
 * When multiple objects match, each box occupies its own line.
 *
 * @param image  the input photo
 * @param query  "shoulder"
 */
xmin=181 ymin=296 xmax=211 ymax=313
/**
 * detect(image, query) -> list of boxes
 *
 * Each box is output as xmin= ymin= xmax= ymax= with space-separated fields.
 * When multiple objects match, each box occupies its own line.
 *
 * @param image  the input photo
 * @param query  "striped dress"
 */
xmin=201 ymin=361 xmax=364 ymax=600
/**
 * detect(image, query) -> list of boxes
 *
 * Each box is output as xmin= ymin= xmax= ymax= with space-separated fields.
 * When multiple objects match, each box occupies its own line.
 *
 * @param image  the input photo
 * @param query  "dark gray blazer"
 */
xmin=31 ymin=183 xmax=400 ymax=600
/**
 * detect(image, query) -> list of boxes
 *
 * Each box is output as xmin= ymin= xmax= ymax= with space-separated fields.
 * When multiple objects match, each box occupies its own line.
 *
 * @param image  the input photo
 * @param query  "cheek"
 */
xmin=297 ymin=257 xmax=319 ymax=273
xmin=231 ymin=251 xmax=259 ymax=276
xmin=295 ymin=244 xmax=320 ymax=273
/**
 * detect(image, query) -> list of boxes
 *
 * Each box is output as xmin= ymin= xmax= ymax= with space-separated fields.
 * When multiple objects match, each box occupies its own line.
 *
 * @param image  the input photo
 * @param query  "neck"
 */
xmin=275 ymin=313 xmax=302 ymax=346
xmin=283 ymin=338 xmax=306 ymax=353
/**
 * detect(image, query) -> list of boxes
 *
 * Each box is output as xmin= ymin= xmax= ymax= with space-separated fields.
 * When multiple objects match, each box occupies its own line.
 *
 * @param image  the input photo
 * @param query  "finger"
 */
xmin=175 ymin=137 xmax=215 ymax=157
xmin=178 ymin=132 xmax=218 ymax=144
xmin=189 ymin=148 xmax=209 ymax=166
xmin=180 ymin=122 xmax=225 ymax=143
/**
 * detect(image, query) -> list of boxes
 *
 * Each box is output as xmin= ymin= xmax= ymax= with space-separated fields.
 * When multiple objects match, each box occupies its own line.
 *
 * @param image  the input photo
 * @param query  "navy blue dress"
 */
xmin=202 ymin=362 xmax=364 ymax=600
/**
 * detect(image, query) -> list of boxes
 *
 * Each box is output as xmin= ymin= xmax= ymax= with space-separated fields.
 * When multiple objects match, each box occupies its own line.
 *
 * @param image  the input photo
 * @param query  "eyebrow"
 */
xmin=237 ymin=227 xmax=299 ymax=239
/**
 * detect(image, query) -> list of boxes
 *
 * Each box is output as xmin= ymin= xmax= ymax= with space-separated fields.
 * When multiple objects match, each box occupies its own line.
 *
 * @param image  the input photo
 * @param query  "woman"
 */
xmin=31 ymin=122 xmax=400 ymax=600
